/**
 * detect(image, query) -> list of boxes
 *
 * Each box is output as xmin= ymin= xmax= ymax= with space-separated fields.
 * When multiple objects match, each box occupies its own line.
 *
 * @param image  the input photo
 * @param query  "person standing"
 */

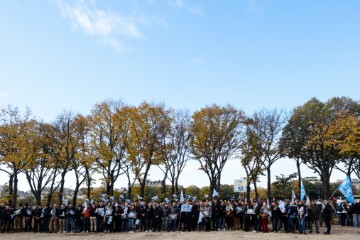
xmin=58 ymin=204 xmax=66 ymax=233
xmin=323 ymin=200 xmax=332 ymax=235
xmin=168 ymin=202 xmax=179 ymax=232
xmin=49 ymin=204 xmax=59 ymax=233
xmin=259 ymin=202 xmax=269 ymax=233
xmin=1 ymin=205 xmax=12 ymax=233
xmin=352 ymin=200 xmax=360 ymax=228
xmin=336 ymin=200 xmax=348 ymax=226
xmin=24 ymin=204 xmax=33 ymax=232
xmin=308 ymin=201 xmax=321 ymax=234
xmin=297 ymin=201 xmax=307 ymax=234
xmin=32 ymin=205 xmax=42 ymax=233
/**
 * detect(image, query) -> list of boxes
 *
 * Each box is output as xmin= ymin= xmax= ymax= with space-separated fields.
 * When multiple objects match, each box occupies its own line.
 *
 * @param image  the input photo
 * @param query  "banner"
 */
xmin=181 ymin=204 xmax=193 ymax=212
xmin=338 ymin=176 xmax=355 ymax=204
xmin=234 ymin=178 xmax=247 ymax=193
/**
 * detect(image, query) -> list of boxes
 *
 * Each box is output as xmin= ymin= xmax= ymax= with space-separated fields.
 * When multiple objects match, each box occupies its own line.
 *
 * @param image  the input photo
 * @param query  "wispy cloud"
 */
xmin=247 ymin=0 xmax=265 ymax=16
xmin=0 ymin=91 xmax=9 ymax=99
xmin=188 ymin=6 xmax=203 ymax=16
xmin=175 ymin=0 xmax=184 ymax=7
xmin=55 ymin=0 xmax=145 ymax=52
xmin=171 ymin=0 xmax=203 ymax=16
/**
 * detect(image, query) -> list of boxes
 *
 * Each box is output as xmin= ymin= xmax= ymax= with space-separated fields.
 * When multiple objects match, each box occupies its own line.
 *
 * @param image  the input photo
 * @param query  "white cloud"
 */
xmin=175 ymin=0 xmax=184 ymax=7
xmin=0 ymin=91 xmax=9 ymax=98
xmin=55 ymin=0 xmax=145 ymax=52
xmin=172 ymin=0 xmax=203 ymax=16
xmin=247 ymin=0 xmax=265 ymax=16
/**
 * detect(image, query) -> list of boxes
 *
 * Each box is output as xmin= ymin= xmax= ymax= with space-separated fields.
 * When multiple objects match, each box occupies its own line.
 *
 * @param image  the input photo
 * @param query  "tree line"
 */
xmin=0 ymin=97 xmax=359 ymax=206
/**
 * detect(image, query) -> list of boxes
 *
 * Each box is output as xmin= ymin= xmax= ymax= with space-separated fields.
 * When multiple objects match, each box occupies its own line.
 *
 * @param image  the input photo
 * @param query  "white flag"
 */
xmin=198 ymin=211 xmax=203 ymax=224
xmin=180 ymin=190 xmax=184 ymax=203
xmin=292 ymin=189 xmax=297 ymax=202
xmin=212 ymin=189 xmax=219 ymax=198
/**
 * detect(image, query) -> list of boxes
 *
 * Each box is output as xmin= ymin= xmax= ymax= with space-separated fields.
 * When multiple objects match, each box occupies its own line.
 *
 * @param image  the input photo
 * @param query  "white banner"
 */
xmin=234 ymin=178 xmax=247 ymax=193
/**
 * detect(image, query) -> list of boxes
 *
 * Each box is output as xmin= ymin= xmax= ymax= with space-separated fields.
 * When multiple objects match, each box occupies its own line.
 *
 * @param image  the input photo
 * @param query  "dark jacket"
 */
xmin=323 ymin=203 xmax=332 ymax=221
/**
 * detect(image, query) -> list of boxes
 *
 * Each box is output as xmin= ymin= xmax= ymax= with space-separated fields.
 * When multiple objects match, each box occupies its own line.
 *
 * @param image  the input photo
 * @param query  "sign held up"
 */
xmin=234 ymin=178 xmax=247 ymax=193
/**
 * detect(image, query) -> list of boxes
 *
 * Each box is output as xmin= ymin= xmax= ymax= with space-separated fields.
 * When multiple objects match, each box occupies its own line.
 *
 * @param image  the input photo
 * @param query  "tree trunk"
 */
xmin=322 ymin=170 xmax=331 ymax=199
xmin=246 ymin=184 xmax=251 ymax=202
xmin=171 ymin=180 xmax=175 ymax=195
xmin=72 ymin=188 xmax=78 ymax=206
xmin=8 ymin=174 xmax=14 ymax=205
xmin=127 ymin=182 xmax=132 ymax=199
xmin=47 ymin=193 xmax=53 ymax=206
xmin=13 ymin=171 xmax=18 ymax=206
xmin=296 ymin=159 xmax=302 ymax=194
xmin=217 ymin=173 xmax=221 ymax=194
xmin=106 ymin=161 xmax=112 ymax=196
xmin=36 ymin=193 xmax=41 ymax=206
xmin=210 ymin=184 xmax=214 ymax=199
xmin=267 ymin=167 xmax=271 ymax=202
xmin=86 ymin=167 xmax=91 ymax=199
xmin=253 ymin=178 xmax=259 ymax=201
xmin=59 ymin=171 xmax=67 ymax=204
xmin=175 ymin=176 xmax=180 ymax=194
xmin=140 ymin=163 xmax=151 ymax=197
xmin=161 ymin=169 xmax=168 ymax=194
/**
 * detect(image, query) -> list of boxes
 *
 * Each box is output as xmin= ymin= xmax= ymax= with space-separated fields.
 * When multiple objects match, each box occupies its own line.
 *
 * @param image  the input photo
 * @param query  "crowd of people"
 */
xmin=0 ymin=197 xmax=359 ymax=235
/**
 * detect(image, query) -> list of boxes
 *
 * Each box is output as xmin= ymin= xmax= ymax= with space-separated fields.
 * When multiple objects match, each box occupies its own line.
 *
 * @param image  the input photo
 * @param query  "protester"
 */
xmin=308 ymin=200 xmax=321 ymax=233
xmin=0 ymin=195 xmax=357 ymax=236
xmin=322 ymin=200 xmax=332 ymax=235
xmin=259 ymin=202 xmax=270 ymax=233
xmin=352 ymin=200 xmax=360 ymax=228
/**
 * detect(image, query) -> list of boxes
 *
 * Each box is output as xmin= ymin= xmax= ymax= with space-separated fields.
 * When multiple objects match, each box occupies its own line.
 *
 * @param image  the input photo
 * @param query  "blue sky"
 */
xmin=1 ymin=0 xmax=359 ymax=190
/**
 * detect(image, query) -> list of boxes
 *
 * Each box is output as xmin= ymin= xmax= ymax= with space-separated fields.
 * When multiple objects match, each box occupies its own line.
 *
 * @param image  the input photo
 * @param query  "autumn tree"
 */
xmin=283 ymin=97 xmax=360 ymax=199
xmin=89 ymin=100 xmax=128 ymax=196
xmin=0 ymin=105 xmax=33 ymax=205
xmin=249 ymin=109 xmax=284 ymax=202
xmin=125 ymin=102 xmax=171 ymax=198
xmin=190 ymin=104 xmax=245 ymax=197
xmin=281 ymin=110 xmax=308 ymax=192
xmin=324 ymin=98 xmax=360 ymax=176
xmin=240 ymin=126 xmax=264 ymax=202
xmin=75 ymin=115 xmax=96 ymax=199
xmin=43 ymin=111 xmax=80 ymax=204
xmin=24 ymin=121 xmax=60 ymax=205
xmin=159 ymin=110 xmax=191 ymax=194
xmin=71 ymin=114 xmax=96 ymax=204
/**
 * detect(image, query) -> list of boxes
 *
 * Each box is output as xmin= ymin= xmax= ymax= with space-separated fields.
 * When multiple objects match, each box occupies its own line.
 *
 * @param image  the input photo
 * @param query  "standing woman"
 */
xmin=225 ymin=201 xmax=234 ymax=230
xmin=259 ymin=202 xmax=270 ymax=233
xmin=297 ymin=201 xmax=307 ymax=234
xmin=323 ymin=200 xmax=332 ymax=235
xmin=103 ymin=202 xmax=114 ymax=233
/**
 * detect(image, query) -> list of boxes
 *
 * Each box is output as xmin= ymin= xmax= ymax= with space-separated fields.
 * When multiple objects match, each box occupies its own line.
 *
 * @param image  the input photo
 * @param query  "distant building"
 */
xmin=134 ymin=180 xmax=163 ymax=188
xmin=304 ymin=177 xmax=321 ymax=184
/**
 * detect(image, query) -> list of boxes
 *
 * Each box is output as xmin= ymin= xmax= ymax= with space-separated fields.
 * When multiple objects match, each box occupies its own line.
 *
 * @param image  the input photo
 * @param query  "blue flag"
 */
xmin=300 ymin=179 xmax=306 ymax=201
xmin=338 ymin=176 xmax=354 ymax=204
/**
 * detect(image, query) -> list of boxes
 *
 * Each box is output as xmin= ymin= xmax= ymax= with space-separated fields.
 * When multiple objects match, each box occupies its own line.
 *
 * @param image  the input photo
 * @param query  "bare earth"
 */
xmin=0 ymin=225 xmax=359 ymax=240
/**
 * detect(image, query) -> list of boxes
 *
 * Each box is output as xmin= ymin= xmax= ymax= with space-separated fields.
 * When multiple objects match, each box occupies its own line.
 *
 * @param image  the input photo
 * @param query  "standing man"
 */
xmin=352 ymin=200 xmax=360 ymax=228
xmin=323 ymin=200 xmax=332 ymax=235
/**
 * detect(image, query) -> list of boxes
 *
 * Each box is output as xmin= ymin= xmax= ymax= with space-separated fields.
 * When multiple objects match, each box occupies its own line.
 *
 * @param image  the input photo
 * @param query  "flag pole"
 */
xmin=328 ymin=188 xmax=338 ymax=201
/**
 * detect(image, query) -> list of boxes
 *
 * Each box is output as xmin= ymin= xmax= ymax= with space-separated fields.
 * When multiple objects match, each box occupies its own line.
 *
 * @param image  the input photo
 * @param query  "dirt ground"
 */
xmin=0 ymin=225 xmax=359 ymax=240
